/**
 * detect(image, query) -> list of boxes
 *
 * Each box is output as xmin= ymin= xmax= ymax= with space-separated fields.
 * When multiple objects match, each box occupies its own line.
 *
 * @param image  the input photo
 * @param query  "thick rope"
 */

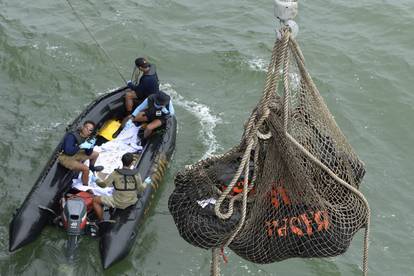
xmin=213 ymin=33 xmax=285 ymax=219
xmin=255 ymin=28 xmax=291 ymax=140
xmin=211 ymin=27 xmax=292 ymax=276
xmin=284 ymin=131 xmax=370 ymax=275
xmin=214 ymin=139 xmax=255 ymax=220
xmin=282 ymin=32 xmax=292 ymax=132
xmin=211 ymin=248 xmax=220 ymax=276
xmin=285 ymin=34 xmax=370 ymax=276
xmin=210 ymin=27 xmax=370 ymax=276
xmin=216 ymin=25 xmax=290 ymax=244
xmin=223 ymin=143 xmax=253 ymax=247
xmin=210 ymin=27 xmax=289 ymax=276
xmin=242 ymin=29 xmax=286 ymax=145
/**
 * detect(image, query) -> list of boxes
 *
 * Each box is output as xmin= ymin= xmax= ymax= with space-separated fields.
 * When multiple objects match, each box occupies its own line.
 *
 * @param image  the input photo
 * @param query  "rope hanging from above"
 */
xmin=169 ymin=21 xmax=370 ymax=276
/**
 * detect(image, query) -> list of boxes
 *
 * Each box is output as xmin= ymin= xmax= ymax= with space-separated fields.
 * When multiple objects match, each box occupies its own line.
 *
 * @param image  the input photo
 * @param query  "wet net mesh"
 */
xmin=169 ymin=28 xmax=369 ymax=273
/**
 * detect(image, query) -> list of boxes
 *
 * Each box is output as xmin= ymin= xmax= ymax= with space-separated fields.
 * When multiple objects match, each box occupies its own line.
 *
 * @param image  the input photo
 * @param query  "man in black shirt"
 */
xmin=125 ymin=57 xmax=159 ymax=113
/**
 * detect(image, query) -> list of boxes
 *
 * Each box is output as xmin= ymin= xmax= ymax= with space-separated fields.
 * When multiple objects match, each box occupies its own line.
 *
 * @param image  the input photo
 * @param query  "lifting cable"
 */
xmin=64 ymin=0 xmax=127 ymax=84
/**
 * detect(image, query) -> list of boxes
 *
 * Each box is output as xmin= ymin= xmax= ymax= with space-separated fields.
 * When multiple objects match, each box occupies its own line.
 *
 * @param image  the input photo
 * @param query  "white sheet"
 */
xmin=94 ymin=125 xmax=142 ymax=174
xmin=71 ymin=125 xmax=142 ymax=196
xmin=72 ymin=173 xmax=114 ymax=196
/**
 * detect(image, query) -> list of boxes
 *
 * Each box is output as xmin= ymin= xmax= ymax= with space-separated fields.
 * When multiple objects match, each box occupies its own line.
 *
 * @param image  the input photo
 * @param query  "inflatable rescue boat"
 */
xmin=9 ymin=86 xmax=176 ymax=268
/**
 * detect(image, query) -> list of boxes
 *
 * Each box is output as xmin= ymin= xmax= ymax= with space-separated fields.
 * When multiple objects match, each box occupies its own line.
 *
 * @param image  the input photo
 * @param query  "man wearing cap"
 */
xmin=125 ymin=57 xmax=160 ymax=114
xmin=125 ymin=91 xmax=175 ymax=139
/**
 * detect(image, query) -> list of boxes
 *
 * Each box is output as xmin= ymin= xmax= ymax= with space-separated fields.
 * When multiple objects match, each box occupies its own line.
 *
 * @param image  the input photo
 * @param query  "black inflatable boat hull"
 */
xmin=9 ymin=87 xmax=176 ymax=269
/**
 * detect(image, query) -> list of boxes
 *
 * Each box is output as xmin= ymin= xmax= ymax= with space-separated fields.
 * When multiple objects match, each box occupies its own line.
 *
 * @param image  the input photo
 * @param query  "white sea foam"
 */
xmin=161 ymin=83 xmax=221 ymax=159
xmin=247 ymin=57 xmax=268 ymax=72
xmin=46 ymin=43 xmax=60 ymax=51
xmin=96 ymin=86 xmax=120 ymax=96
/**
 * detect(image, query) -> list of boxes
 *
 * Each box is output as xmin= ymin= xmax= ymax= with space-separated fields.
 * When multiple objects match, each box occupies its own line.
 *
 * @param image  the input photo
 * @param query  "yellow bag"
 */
xmin=97 ymin=119 xmax=121 ymax=141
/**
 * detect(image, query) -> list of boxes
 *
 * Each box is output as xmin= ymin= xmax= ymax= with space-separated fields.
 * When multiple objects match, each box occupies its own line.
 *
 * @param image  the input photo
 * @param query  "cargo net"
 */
xmin=169 ymin=27 xmax=370 ymax=275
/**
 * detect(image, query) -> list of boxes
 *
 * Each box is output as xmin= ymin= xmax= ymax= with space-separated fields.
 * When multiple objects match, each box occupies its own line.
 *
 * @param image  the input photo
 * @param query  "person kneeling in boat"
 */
xmin=125 ymin=57 xmax=160 ymax=114
xmin=125 ymin=91 xmax=174 ymax=139
xmin=92 ymin=153 xmax=147 ymax=221
xmin=58 ymin=120 xmax=103 ymax=186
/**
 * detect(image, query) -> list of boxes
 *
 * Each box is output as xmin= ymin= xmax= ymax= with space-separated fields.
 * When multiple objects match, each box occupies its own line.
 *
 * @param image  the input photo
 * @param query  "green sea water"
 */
xmin=1 ymin=0 xmax=413 ymax=275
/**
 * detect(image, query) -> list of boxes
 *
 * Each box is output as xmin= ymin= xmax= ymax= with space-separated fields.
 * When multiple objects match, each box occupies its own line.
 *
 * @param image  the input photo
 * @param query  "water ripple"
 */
xmin=161 ymin=83 xmax=222 ymax=159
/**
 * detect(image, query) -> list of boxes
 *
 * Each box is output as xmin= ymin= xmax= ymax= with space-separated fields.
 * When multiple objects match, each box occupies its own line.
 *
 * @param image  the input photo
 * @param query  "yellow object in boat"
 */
xmin=98 ymin=119 xmax=121 ymax=141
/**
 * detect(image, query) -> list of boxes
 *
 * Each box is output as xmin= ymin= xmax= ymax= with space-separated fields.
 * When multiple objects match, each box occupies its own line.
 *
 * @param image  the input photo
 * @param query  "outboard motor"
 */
xmin=63 ymin=197 xmax=88 ymax=234
xmin=62 ymin=197 xmax=88 ymax=260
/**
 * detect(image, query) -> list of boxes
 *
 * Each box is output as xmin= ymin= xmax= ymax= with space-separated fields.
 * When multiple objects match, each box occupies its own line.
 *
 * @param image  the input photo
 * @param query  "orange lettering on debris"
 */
xmin=265 ymin=221 xmax=272 ymax=236
xmin=277 ymin=218 xmax=288 ymax=237
xmin=271 ymin=186 xmax=291 ymax=209
xmin=314 ymin=211 xmax=330 ymax=231
xmin=266 ymin=183 xmax=331 ymax=238
xmin=265 ymin=220 xmax=278 ymax=237
xmin=300 ymin=213 xmax=313 ymax=236
xmin=290 ymin=216 xmax=304 ymax=236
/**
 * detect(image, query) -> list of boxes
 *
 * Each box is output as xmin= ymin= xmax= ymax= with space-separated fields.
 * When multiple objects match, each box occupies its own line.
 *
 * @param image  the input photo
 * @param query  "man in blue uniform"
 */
xmin=124 ymin=57 xmax=159 ymax=113
xmin=125 ymin=91 xmax=174 ymax=139
xmin=58 ymin=121 xmax=103 ymax=186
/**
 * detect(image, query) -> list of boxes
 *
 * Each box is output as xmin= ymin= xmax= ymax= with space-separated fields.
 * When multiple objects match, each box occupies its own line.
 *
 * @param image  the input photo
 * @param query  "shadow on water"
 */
xmin=0 ymin=226 xmax=67 ymax=275
xmin=102 ymin=176 xmax=171 ymax=275
xmin=102 ymin=231 xmax=157 ymax=276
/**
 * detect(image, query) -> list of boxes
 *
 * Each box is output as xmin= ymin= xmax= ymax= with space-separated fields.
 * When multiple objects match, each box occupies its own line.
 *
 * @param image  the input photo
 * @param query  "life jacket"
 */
xmin=61 ymin=130 xmax=86 ymax=153
xmin=71 ymin=131 xmax=86 ymax=145
xmin=220 ymin=179 xmax=255 ymax=196
xmin=114 ymin=168 xmax=140 ymax=191
xmin=147 ymin=92 xmax=171 ymax=119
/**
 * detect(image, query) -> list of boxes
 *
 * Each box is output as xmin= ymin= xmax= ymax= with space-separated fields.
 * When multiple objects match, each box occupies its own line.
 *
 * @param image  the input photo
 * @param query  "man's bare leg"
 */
xmin=71 ymin=162 xmax=90 ymax=186
xmin=93 ymin=197 xmax=104 ymax=221
xmin=88 ymin=151 xmax=99 ymax=168
xmin=125 ymin=90 xmax=138 ymax=113
xmin=144 ymin=119 xmax=162 ymax=138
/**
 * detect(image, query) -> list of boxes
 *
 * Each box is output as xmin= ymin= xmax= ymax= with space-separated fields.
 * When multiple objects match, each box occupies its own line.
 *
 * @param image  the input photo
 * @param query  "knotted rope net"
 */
xmin=169 ymin=27 xmax=370 ymax=275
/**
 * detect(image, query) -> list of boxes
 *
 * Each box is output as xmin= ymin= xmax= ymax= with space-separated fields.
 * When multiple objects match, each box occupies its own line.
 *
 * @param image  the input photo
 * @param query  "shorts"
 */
xmin=58 ymin=151 xmax=90 ymax=170
xmin=100 ymin=196 xmax=136 ymax=209
xmin=132 ymin=91 xmax=147 ymax=102
xmin=100 ymin=195 xmax=116 ymax=208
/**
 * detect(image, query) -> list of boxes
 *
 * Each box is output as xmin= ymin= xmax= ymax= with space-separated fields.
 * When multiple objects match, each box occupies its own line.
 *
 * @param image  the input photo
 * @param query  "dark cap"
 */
xmin=135 ymin=57 xmax=150 ymax=68
xmin=154 ymin=92 xmax=170 ymax=106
